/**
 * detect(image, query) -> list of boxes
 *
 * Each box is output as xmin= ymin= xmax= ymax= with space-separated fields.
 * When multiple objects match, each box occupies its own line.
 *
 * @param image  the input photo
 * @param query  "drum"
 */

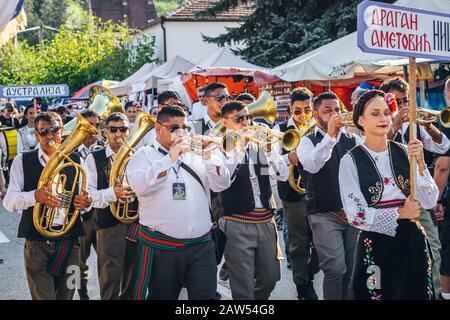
xmin=0 ymin=128 xmax=18 ymax=169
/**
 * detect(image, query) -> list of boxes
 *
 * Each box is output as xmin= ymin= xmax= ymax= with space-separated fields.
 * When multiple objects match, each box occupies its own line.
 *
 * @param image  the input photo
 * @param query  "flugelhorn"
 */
xmin=33 ymin=114 xmax=99 ymax=238
xmin=109 ymin=110 xmax=156 ymax=224
xmin=187 ymin=131 xmax=245 ymax=157
xmin=288 ymin=117 xmax=316 ymax=195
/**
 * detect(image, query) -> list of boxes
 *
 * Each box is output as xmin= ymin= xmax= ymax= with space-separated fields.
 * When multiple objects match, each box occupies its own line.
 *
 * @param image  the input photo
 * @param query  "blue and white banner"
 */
xmin=0 ymin=84 xmax=70 ymax=98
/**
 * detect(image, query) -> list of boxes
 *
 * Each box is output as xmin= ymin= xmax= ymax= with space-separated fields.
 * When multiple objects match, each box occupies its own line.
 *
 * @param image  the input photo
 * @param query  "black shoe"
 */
xmin=78 ymin=286 xmax=89 ymax=300
xmin=214 ymin=292 xmax=222 ymax=300
xmin=438 ymin=293 xmax=449 ymax=300
xmin=297 ymin=282 xmax=318 ymax=300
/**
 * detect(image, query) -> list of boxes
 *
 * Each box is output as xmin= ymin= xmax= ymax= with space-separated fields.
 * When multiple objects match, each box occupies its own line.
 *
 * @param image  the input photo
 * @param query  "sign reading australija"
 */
xmin=357 ymin=0 xmax=450 ymax=60
xmin=0 ymin=84 xmax=70 ymax=98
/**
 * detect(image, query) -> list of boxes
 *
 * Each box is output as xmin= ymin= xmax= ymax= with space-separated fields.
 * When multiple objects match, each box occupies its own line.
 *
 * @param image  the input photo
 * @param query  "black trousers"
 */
xmin=353 ymin=220 xmax=434 ymax=300
xmin=146 ymin=240 xmax=217 ymax=300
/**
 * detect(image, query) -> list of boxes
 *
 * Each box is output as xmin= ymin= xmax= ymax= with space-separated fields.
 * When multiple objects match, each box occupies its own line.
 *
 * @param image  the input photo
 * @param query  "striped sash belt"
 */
xmin=133 ymin=225 xmax=211 ymax=300
xmin=47 ymin=239 xmax=75 ymax=277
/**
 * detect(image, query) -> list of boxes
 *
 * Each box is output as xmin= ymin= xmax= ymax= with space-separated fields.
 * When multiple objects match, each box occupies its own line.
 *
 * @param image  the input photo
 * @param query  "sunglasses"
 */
xmin=293 ymin=108 xmax=312 ymax=115
xmin=107 ymin=126 xmax=129 ymax=133
xmin=396 ymin=98 xmax=409 ymax=106
xmin=160 ymin=123 xmax=191 ymax=133
xmin=234 ymin=114 xmax=253 ymax=123
xmin=207 ymin=94 xmax=230 ymax=102
xmin=38 ymin=126 xmax=61 ymax=137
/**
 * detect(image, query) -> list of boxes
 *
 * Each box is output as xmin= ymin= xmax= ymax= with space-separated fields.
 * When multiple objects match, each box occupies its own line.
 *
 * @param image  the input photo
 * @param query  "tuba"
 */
xmin=109 ymin=110 xmax=156 ymax=224
xmin=33 ymin=113 xmax=99 ymax=238
xmin=288 ymin=117 xmax=316 ymax=195
xmin=212 ymin=90 xmax=276 ymax=135
xmin=64 ymin=85 xmax=124 ymax=134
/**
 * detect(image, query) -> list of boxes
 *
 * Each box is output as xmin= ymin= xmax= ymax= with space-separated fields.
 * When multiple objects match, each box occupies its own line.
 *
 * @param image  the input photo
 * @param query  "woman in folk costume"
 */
xmin=339 ymin=89 xmax=438 ymax=300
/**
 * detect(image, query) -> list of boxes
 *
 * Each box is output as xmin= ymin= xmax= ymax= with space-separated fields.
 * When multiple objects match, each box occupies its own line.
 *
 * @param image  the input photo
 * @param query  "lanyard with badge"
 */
xmin=155 ymin=146 xmax=186 ymax=200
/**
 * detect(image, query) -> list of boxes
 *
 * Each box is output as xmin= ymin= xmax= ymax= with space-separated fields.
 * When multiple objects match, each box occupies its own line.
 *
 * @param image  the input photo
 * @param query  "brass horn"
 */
xmin=188 ymin=131 xmax=245 ymax=157
xmin=416 ymin=106 xmax=450 ymax=128
xmin=64 ymin=85 xmax=124 ymax=134
xmin=288 ymin=117 xmax=316 ymax=195
xmin=33 ymin=113 xmax=99 ymax=238
xmin=109 ymin=110 xmax=156 ymax=224
xmin=247 ymin=125 xmax=301 ymax=152
xmin=213 ymin=90 xmax=276 ymax=135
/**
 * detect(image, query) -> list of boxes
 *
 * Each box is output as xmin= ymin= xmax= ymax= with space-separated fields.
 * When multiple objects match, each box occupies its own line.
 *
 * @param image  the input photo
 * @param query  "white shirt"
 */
xmin=78 ymin=144 xmax=91 ymax=160
xmin=85 ymin=145 xmax=118 ymax=209
xmin=298 ymin=126 xmax=362 ymax=174
xmin=224 ymin=142 xmax=289 ymax=208
xmin=191 ymin=101 xmax=207 ymax=121
xmin=3 ymin=146 xmax=89 ymax=221
xmin=397 ymin=123 xmax=450 ymax=154
xmin=17 ymin=126 xmax=37 ymax=154
xmin=339 ymin=144 xmax=438 ymax=237
xmin=126 ymin=140 xmax=231 ymax=238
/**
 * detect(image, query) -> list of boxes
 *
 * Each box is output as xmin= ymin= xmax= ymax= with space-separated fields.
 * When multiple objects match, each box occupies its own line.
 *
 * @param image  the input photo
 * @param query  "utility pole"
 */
xmin=38 ymin=22 xmax=44 ymax=50
xmin=88 ymin=0 xmax=93 ymax=35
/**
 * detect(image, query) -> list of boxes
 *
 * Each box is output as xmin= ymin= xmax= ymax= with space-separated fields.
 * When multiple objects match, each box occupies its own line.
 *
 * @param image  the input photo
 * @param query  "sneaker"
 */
xmin=297 ymin=282 xmax=318 ymax=300
xmin=77 ymin=286 xmax=89 ymax=300
xmin=219 ymin=266 xmax=229 ymax=281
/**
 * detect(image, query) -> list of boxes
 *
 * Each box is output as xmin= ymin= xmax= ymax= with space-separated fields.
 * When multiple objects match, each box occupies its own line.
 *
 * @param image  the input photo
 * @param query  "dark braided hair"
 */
xmin=352 ymin=89 xmax=386 ymax=131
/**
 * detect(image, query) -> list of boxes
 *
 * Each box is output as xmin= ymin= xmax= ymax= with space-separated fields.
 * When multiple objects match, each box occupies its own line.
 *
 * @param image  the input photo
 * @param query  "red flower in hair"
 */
xmin=385 ymin=92 xmax=398 ymax=114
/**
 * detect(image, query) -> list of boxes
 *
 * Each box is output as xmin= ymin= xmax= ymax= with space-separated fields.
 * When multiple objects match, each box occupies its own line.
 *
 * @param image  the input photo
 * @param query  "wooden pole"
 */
xmin=408 ymin=56 xmax=417 ymax=202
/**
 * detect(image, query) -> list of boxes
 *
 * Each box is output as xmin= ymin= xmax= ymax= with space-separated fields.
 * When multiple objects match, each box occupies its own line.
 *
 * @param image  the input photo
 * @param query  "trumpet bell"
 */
xmin=440 ymin=107 xmax=450 ymax=128
xmin=281 ymin=129 xmax=301 ymax=152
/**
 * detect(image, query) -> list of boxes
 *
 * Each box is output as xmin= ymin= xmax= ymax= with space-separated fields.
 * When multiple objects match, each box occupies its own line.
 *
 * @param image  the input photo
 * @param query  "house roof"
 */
xmin=144 ymin=0 xmax=254 ymax=29
xmin=169 ymin=0 xmax=254 ymax=21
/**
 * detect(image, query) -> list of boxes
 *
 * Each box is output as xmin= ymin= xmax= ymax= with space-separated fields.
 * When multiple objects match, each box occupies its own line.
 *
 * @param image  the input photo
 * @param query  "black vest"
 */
xmin=348 ymin=141 xmax=410 ymax=206
xmin=276 ymin=120 xmax=304 ymax=202
xmin=91 ymin=148 xmax=119 ymax=230
xmin=394 ymin=123 xmax=434 ymax=169
xmin=193 ymin=118 xmax=211 ymax=136
xmin=306 ymin=131 xmax=356 ymax=215
xmin=220 ymin=144 xmax=272 ymax=215
xmin=19 ymin=149 xmax=84 ymax=240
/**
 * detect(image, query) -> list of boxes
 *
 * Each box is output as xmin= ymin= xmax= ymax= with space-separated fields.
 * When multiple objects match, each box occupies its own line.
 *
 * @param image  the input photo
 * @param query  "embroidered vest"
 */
xmin=305 ymin=131 xmax=356 ymax=215
xmin=348 ymin=141 xmax=410 ymax=207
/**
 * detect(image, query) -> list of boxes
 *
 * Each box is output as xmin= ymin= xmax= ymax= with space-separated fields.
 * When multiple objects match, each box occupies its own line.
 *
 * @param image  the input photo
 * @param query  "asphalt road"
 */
xmin=0 ymin=201 xmax=323 ymax=300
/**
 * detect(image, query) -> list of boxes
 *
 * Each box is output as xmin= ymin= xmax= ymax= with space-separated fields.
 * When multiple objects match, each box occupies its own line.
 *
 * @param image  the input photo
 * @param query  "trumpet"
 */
xmin=416 ymin=107 xmax=450 ymax=127
xmin=247 ymin=125 xmax=301 ymax=152
xmin=339 ymin=112 xmax=354 ymax=127
xmin=187 ymin=131 xmax=245 ymax=157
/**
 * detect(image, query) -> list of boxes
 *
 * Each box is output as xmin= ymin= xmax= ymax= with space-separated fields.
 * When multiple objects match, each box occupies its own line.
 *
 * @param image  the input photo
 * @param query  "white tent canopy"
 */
xmin=142 ymin=55 xmax=194 ymax=91
xmin=271 ymin=0 xmax=450 ymax=82
xmin=190 ymin=47 xmax=268 ymax=71
xmin=109 ymin=62 xmax=157 ymax=96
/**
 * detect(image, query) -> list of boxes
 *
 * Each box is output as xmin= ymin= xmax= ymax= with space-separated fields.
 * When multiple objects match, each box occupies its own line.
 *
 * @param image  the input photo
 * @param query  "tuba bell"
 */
xmin=64 ymin=85 xmax=124 ymax=134
xmin=212 ymin=90 xmax=276 ymax=135
xmin=109 ymin=110 xmax=156 ymax=224
xmin=33 ymin=113 xmax=99 ymax=238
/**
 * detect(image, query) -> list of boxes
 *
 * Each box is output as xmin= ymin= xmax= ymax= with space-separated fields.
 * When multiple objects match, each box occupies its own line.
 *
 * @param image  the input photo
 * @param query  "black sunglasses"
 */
xmin=38 ymin=126 xmax=61 ymax=137
xmin=396 ymin=98 xmax=409 ymax=106
xmin=234 ymin=114 xmax=253 ymax=123
xmin=164 ymin=124 xmax=191 ymax=133
xmin=293 ymin=108 xmax=312 ymax=115
xmin=207 ymin=94 xmax=230 ymax=102
xmin=107 ymin=126 xmax=129 ymax=133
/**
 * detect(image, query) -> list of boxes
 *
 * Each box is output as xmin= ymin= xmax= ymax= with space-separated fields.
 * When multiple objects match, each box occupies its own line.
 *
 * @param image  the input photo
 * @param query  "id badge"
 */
xmin=172 ymin=183 xmax=186 ymax=200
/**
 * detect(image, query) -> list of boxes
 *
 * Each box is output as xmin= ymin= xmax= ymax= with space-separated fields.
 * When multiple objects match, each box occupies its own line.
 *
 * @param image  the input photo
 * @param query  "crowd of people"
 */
xmin=1 ymin=76 xmax=450 ymax=301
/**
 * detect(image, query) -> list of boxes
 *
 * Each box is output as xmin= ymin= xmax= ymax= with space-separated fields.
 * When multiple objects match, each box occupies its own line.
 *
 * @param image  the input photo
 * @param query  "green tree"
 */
xmin=198 ymin=0 xmax=396 ymax=67
xmin=0 ymin=18 xmax=157 ymax=94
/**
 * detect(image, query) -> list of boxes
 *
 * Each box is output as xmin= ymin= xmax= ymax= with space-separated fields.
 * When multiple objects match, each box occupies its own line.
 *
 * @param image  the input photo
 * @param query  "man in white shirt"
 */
xmin=84 ymin=112 xmax=137 ymax=300
xmin=381 ymin=77 xmax=447 ymax=294
xmin=126 ymin=106 xmax=231 ymax=300
xmin=297 ymin=92 xmax=360 ymax=300
xmin=191 ymin=86 xmax=207 ymax=121
xmin=3 ymin=111 xmax=93 ymax=300
xmin=76 ymin=109 xmax=102 ymax=300
xmin=218 ymin=101 xmax=289 ymax=300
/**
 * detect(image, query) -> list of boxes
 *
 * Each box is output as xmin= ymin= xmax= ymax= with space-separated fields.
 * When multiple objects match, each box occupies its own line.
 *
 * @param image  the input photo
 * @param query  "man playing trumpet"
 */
xmin=218 ymin=101 xmax=289 ymax=300
xmin=4 ymin=112 xmax=93 ymax=300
